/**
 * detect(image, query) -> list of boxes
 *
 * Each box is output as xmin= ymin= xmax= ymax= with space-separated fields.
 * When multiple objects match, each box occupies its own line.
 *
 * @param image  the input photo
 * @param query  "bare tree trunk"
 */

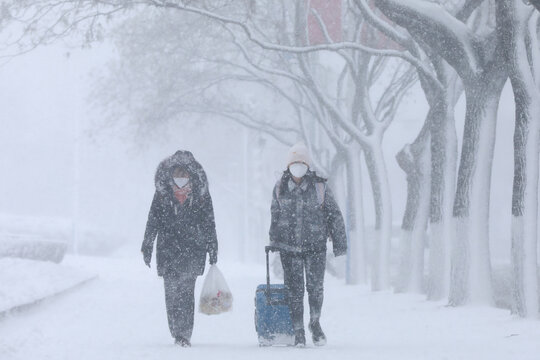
xmin=427 ymin=65 xmax=460 ymax=301
xmin=498 ymin=0 xmax=540 ymax=318
xmin=345 ymin=145 xmax=368 ymax=285
xmin=395 ymin=120 xmax=431 ymax=293
xmin=449 ymin=75 xmax=506 ymax=306
xmin=511 ymin=97 xmax=540 ymax=317
xmin=364 ymin=138 xmax=392 ymax=291
xmin=427 ymin=102 xmax=458 ymax=300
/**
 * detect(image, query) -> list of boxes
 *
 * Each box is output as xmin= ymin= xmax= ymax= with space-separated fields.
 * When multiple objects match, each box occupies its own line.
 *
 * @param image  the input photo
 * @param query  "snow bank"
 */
xmin=0 ymin=258 xmax=96 ymax=314
xmin=0 ymin=236 xmax=67 ymax=263
xmin=0 ymin=213 xmax=71 ymax=241
xmin=0 ymin=213 xmax=71 ymax=262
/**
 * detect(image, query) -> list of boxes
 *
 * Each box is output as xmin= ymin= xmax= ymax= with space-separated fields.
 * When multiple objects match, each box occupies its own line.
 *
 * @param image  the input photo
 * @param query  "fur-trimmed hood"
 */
xmin=154 ymin=150 xmax=209 ymax=199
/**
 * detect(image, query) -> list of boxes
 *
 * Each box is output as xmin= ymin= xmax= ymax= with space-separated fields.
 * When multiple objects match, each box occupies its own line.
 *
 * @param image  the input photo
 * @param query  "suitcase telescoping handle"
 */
xmin=265 ymin=245 xmax=281 ymax=305
xmin=265 ymin=245 xmax=280 ymax=289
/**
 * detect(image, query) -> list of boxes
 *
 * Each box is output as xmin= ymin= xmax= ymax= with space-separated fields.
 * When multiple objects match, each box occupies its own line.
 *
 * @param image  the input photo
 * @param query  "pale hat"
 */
xmin=287 ymin=142 xmax=312 ymax=168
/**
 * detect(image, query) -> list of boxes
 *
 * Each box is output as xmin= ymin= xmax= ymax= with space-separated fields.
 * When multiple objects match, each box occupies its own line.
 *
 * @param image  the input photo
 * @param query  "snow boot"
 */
xmin=309 ymin=321 xmax=327 ymax=346
xmin=294 ymin=329 xmax=306 ymax=347
xmin=174 ymin=337 xmax=191 ymax=347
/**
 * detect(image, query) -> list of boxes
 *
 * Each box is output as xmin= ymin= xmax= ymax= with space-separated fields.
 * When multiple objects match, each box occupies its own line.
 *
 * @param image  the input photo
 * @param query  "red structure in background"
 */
xmin=307 ymin=0 xmax=401 ymax=50
xmin=307 ymin=0 xmax=342 ymax=44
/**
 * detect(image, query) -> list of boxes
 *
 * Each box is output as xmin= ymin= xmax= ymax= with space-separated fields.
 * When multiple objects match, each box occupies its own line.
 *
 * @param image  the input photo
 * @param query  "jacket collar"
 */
xmin=288 ymin=178 xmax=309 ymax=192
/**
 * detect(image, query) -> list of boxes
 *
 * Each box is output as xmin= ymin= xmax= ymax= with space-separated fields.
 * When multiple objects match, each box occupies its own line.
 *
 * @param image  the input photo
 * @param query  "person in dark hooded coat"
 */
xmin=269 ymin=143 xmax=347 ymax=347
xmin=141 ymin=150 xmax=218 ymax=347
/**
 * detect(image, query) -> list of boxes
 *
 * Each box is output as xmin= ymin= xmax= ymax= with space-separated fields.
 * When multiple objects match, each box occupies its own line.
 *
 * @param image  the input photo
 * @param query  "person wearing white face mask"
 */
xmin=141 ymin=150 xmax=218 ymax=347
xmin=173 ymin=174 xmax=190 ymax=189
xmin=269 ymin=142 xmax=347 ymax=347
xmin=288 ymin=162 xmax=309 ymax=180
xmin=171 ymin=168 xmax=192 ymax=206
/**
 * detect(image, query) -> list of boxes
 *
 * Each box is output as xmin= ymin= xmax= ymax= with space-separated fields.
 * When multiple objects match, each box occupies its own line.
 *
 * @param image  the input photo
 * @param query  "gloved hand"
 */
xmin=333 ymin=246 xmax=347 ymax=258
xmin=142 ymin=249 xmax=152 ymax=268
xmin=333 ymin=253 xmax=347 ymax=268
xmin=209 ymin=249 xmax=218 ymax=265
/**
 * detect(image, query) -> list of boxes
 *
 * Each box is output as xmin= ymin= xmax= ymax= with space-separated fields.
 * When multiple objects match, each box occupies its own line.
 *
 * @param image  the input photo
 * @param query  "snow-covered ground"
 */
xmin=0 ymin=252 xmax=538 ymax=360
xmin=0 ymin=258 xmax=96 ymax=314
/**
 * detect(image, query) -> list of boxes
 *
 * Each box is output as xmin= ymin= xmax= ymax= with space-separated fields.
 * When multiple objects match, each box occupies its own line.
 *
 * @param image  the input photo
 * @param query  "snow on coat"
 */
xmin=269 ymin=170 xmax=347 ymax=256
xmin=141 ymin=151 xmax=218 ymax=277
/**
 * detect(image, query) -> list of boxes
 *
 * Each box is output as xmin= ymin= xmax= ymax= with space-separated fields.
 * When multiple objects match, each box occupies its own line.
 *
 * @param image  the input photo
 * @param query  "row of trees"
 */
xmin=368 ymin=0 xmax=540 ymax=318
xmin=1 ymin=0 xmax=538 ymax=317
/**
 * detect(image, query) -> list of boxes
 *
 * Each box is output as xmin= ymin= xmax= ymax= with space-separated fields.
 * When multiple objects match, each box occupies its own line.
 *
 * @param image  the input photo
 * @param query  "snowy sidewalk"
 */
xmin=0 ymin=254 xmax=538 ymax=360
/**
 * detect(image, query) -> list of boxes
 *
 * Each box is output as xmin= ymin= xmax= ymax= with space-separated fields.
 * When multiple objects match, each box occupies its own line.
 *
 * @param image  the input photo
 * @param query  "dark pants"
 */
xmin=280 ymin=251 xmax=326 ymax=331
xmin=163 ymin=274 xmax=197 ymax=340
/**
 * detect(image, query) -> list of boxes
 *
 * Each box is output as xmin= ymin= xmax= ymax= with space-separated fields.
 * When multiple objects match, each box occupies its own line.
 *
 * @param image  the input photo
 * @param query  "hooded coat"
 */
xmin=269 ymin=170 xmax=347 ymax=256
xmin=141 ymin=151 xmax=218 ymax=277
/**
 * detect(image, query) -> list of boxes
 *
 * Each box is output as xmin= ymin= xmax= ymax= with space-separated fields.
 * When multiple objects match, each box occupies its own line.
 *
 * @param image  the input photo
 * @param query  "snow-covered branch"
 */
xmin=373 ymin=0 xmax=484 ymax=82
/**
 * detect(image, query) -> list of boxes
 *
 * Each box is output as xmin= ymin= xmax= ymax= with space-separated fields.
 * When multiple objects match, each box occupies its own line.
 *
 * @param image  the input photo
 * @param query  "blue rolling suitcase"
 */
xmin=254 ymin=246 xmax=294 ymax=346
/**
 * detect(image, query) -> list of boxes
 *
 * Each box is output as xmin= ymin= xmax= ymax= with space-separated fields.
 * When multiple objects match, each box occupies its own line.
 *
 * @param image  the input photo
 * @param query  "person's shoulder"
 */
xmin=271 ymin=178 xmax=280 ymax=192
xmin=273 ymin=171 xmax=289 ymax=189
xmin=308 ymin=170 xmax=327 ymax=184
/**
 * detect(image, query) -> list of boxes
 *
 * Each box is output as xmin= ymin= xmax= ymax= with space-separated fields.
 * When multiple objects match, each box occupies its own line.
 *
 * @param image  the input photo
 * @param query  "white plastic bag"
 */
xmin=198 ymin=265 xmax=233 ymax=315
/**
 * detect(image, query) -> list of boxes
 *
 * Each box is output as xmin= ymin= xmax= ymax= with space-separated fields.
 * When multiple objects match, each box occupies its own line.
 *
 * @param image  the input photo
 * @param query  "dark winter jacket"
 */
xmin=141 ymin=151 xmax=218 ymax=277
xmin=269 ymin=170 xmax=347 ymax=256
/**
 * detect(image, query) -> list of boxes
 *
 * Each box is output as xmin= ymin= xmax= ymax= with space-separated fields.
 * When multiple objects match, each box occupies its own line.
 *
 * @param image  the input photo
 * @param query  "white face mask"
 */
xmin=289 ymin=163 xmax=308 ymax=178
xmin=173 ymin=177 xmax=189 ymax=188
